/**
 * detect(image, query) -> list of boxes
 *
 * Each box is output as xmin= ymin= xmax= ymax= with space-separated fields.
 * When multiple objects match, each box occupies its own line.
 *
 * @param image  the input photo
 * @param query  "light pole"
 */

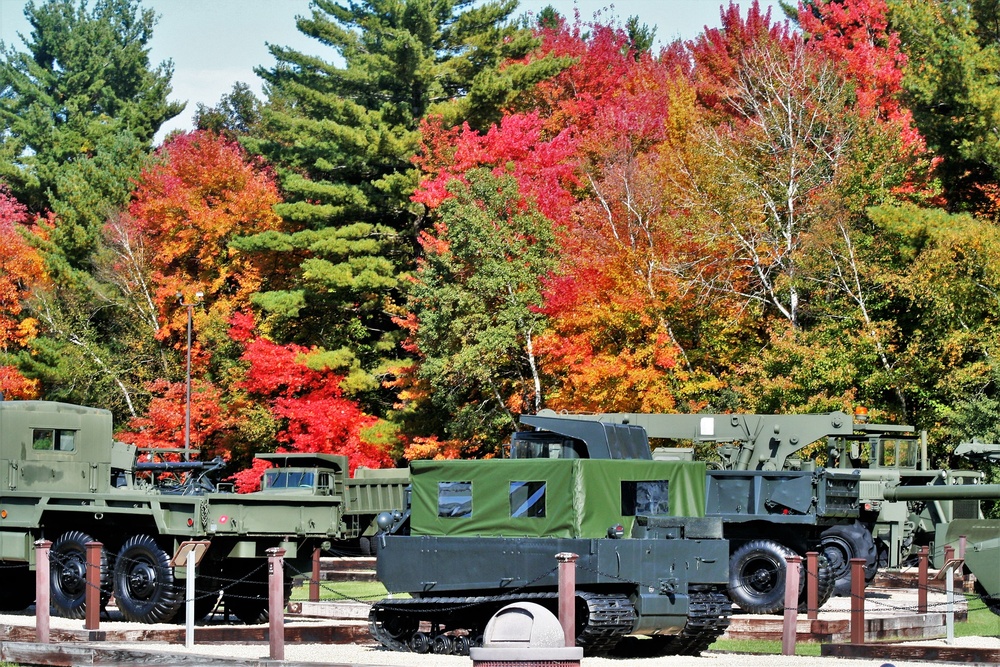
xmin=177 ymin=292 xmax=204 ymax=462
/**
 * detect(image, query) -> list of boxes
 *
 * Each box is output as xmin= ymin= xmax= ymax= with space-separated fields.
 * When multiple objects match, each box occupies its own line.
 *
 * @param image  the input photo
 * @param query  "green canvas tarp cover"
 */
xmin=410 ymin=458 xmax=707 ymax=538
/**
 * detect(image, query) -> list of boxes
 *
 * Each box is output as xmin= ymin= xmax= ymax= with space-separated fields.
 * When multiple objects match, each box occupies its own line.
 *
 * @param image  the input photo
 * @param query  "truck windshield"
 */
xmin=880 ymin=439 xmax=918 ymax=468
xmin=264 ymin=470 xmax=315 ymax=489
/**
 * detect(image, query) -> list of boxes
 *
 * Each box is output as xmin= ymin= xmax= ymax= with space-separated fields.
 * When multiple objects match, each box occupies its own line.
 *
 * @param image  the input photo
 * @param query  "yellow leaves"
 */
xmin=403 ymin=436 xmax=463 ymax=461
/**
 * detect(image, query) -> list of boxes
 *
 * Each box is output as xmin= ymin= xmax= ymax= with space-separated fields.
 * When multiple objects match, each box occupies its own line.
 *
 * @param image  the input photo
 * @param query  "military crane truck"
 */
xmin=0 ymin=400 xmax=407 ymax=624
xmin=535 ymin=409 xmax=1000 ymax=613
xmin=506 ymin=415 xmax=850 ymax=614
xmin=370 ymin=419 xmax=732 ymax=658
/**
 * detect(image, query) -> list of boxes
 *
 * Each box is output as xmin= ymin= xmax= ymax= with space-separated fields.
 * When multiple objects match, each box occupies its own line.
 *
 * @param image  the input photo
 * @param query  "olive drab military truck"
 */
xmin=0 ymin=400 xmax=407 ymax=624
xmin=534 ymin=408 xmax=1000 ymax=614
xmin=369 ymin=419 xmax=733 ymax=658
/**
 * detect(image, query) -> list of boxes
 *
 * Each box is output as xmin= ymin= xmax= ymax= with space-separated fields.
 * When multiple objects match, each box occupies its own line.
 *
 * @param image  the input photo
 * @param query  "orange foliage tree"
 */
xmin=0 ymin=187 xmax=43 ymax=398
xmin=227 ymin=312 xmax=391 ymax=490
xmin=127 ymin=130 xmax=283 ymax=351
xmin=117 ymin=131 xmax=286 ymax=463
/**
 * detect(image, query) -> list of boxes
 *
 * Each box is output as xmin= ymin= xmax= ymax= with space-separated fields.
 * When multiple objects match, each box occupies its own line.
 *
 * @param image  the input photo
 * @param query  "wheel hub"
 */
xmin=744 ymin=560 xmax=778 ymax=592
xmin=126 ymin=562 xmax=158 ymax=599
xmin=59 ymin=557 xmax=86 ymax=594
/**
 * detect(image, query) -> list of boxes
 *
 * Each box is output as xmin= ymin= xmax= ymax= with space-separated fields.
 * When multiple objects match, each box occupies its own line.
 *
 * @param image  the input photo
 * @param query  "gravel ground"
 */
xmin=95 ymin=638 xmax=1000 ymax=667
xmin=6 ymin=585 xmax=999 ymax=667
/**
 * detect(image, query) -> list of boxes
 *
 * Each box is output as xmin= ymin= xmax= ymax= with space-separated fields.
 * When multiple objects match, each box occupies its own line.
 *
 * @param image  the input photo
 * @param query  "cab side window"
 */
xmin=438 ymin=481 xmax=473 ymax=517
xmin=509 ymin=481 xmax=546 ymax=518
xmin=32 ymin=428 xmax=77 ymax=452
xmin=621 ymin=480 xmax=670 ymax=516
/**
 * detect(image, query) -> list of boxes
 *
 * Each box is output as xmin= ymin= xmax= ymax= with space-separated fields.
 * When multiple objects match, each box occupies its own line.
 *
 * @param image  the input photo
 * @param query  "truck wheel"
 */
xmin=113 ymin=534 xmax=183 ymax=623
xmin=173 ymin=573 xmax=220 ymax=624
xmin=50 ymin=530 xmax=110 ymax=619
xmin=728 ymin=539 xmax=798 ymax=614
xmin=820 ymin=522 xmax=877 ymax=596
xmin=0 ymin=563 xmax=34 ymax=611
xmin=798 ymin=553 xmax=835 ymax=611
xmin=222 ymin=561 xmax=292 ymax=624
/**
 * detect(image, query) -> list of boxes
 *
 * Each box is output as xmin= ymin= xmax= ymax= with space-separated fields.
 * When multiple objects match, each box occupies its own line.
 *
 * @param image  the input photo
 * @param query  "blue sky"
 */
xmin=0 ymin=0 xmax=780 ymax=141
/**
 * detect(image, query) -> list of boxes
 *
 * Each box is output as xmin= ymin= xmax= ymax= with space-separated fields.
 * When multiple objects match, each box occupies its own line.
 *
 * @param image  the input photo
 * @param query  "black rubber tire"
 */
xmin=0 ymin=562 xmax=34 ymax=611
xmin=114 ymin=534 xmax=183 ymax=624
xmin=797 ymin=553 xmax=835 ymax=612
xmin=221 ymin=561 xmax=291 ymax=624
xmin=821 ymin=522 xmax=877 ymax=597
xmin=358 ymin=536 xmax=372 ymax=556
xmin=173 ymin=573 xmax=220 ymax=624
xmin=50 ymin=530 xmax=110 ymax=619
xmin=728 ymin=539 xmax=799 ymax=614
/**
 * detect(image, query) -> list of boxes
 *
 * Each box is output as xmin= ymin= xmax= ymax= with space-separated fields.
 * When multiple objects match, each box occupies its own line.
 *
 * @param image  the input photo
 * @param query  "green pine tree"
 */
xmin=0 ymin=0 xmax=183 ymax=217
xmin=239 ymin=0 xmax=550 ymax=411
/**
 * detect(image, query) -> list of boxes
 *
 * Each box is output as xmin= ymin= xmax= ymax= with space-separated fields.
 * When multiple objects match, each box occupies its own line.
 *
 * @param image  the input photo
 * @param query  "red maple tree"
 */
xmin=0 ymin=187 xmax=43 ymax=399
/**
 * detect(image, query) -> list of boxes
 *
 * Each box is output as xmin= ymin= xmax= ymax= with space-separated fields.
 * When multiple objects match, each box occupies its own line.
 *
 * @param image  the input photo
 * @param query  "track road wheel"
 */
xmin=114 ymin=534 xmax=183 ymax=623
xmin=50 ymin=530 xmax=110 ymax=619
xmin=821 ymin=522 xmax=877 ymax=597
xmin=728 ymin=539 xmax=799 ymax=614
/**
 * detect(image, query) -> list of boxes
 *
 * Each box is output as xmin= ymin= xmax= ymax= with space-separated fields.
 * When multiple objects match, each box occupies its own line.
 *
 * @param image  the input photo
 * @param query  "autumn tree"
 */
xmin=524 ymin=21 xmax=734 ymax=414
xmin=230 ymin=311 xmax=392 ymax=481
xmin=116 ymin=379 xmax=234 ymax=458
xmin=117 ymin=131 xmax=283 ymax=428
xmin=885 ymin=0 xmax=1000 ymax=214
xmin=688 ymin=27 xmax=856 ymax=327
xmin=17 ymin=131 xmax=284 ymax=422
xmin=401 ymin=169 xmax=556 ymax=454
xmin=0 ymin=189 xmax=43 ymax=399
xmin=128 ymin=131 xmax=284 ymax=347
xmin=240 ymin=0 xmax=544 ymax=414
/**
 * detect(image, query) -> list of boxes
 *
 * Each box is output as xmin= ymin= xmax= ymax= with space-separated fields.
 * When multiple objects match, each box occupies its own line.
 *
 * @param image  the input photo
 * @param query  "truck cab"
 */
xmin=0 ymin=401 xmax=117 ymax=494
xmin=254 ymin=453 xmax=347 ymax=496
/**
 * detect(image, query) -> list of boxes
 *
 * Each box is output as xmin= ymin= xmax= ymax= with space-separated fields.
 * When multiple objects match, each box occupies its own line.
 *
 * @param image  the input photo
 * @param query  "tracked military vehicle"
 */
xmin=370 ymin=425 xmax=732 ymax=657
xmin=0 ymin=400 xmax=407 ymax=624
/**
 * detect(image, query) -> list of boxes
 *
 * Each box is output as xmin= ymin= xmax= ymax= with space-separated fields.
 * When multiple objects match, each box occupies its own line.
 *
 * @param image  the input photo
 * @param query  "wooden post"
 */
xmin=917 ymin=546 xmax=929 ymax=614
xmin=805 ymin=551 xmax=819 ymax=620
xmin=84 ymin=542 xmax=102 ymax=631
xmin=849 ymin=558 xmax=866 ymax=644
xmin=35 ymin=540 xmax=51 ymax=644
xmin=782 ymin=554 xmax=801 ymax=656
xmin=267 ymin=548 xmax=286 ymax=661
xmin=310 ymin=547 xmax=320 ymax=602
xmin=555 ymin=552 xmax=579 ymax=648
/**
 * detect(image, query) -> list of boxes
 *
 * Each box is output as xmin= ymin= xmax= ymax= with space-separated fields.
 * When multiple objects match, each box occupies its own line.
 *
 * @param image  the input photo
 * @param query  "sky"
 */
xmin=0 ymin=0 xmax=780 ymax=142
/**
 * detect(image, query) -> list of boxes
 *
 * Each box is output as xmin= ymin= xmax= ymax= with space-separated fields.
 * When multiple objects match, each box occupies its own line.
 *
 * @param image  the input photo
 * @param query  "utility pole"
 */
xmin=177 ymin=292 xmax=204 ymax=461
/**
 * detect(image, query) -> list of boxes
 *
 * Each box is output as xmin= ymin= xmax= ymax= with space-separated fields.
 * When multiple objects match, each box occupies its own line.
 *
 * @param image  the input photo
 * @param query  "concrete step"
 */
xmin=317 ymin=556 xmax=376 ymax=583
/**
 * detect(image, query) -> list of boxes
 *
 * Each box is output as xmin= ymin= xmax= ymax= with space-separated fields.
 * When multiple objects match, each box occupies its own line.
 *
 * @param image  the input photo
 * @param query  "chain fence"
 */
xmin=26 ymin=541 xmax=1000 ymax=642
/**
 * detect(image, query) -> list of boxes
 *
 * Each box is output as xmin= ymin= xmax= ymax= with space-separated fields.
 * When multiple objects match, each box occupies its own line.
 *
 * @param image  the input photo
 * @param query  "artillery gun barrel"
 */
xmin=134 ymin=456 xmax=226 ymax=474
xmin=882 ymin=483 xmax=1000 ymax=502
